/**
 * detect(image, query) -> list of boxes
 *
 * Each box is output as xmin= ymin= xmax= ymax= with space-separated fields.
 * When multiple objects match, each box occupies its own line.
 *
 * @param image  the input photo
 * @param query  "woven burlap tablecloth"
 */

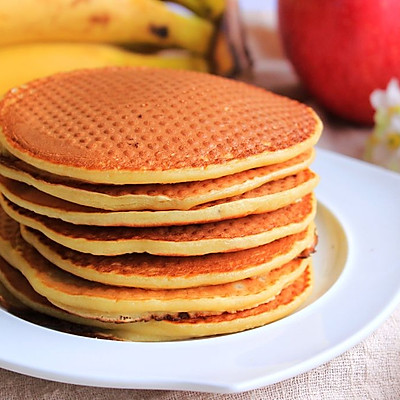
xmin=1 ymin=7 xmax=399 ymax=400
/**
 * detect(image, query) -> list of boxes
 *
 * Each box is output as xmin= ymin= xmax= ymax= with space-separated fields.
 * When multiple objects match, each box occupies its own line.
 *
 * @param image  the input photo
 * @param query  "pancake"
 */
xmin=0 ymin=170 xmax=319 ymax=226
xmin=0 ymin=210 xmax=310 ymax=322
xmin=0 ymin=256 xmax=116 ymax=331
xmin=0 ymin=255 xmax=313 ymax=341
xmin=0 ymin=258 xmax=131 ymax=339
xmin=0 ymin=66 xmax=321 ymax=342
xmin=0 ymin=264 xmax=27 ymax=312
xmin=0 ymin=67 xmax=322 ymax=184
xmin=21 ymin=224 xmax=316 ymax=288
xmin=48 ymin=259 xmax=310 ymax=323
xmin=112 ymin=267 xmax=313 ymax=341
xmin=0 ymin=150 xmax=315 ymax=211
xmin=1 ymin=193 xmax=317 ymax=256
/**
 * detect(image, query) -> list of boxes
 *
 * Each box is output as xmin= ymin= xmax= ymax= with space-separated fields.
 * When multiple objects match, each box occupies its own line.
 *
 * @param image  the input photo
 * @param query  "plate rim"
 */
xmin=1 ymin=148 xmax=400 ymax=393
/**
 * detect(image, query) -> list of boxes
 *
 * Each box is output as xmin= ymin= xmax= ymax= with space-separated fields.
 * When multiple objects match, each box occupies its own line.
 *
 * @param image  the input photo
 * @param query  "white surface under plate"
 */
xmin=0 ymin=148 xmax=400 ymax=393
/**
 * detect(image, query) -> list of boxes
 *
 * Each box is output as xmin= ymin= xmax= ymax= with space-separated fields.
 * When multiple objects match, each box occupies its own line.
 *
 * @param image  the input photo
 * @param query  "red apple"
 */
xmin=278 ymin=0 xmax=400 ymax=125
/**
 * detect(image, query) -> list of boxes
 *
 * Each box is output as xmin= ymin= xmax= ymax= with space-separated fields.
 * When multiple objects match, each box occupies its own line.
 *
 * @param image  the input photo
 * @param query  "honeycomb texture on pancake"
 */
xmin=1 ymin=194 xmax=314 ymax=242
xmin=0 ymin=169 xmax=318 ymax=227
xmin=20 ymin=224 xmax=314 ymax=288
xmin=0 ymin=67 xmax=321 ymax=340
xmin=0 ymin=150 xmax=314 ymax=198
xmin=0 ymin=150 xmax=315 ymax=211
xmin=0 ymin=67 xmax=320 ymax=175
xmin=194 ymin=169 xmax=316 ymax=207
xmin=0 ymin=212 xmax=310 ymax=319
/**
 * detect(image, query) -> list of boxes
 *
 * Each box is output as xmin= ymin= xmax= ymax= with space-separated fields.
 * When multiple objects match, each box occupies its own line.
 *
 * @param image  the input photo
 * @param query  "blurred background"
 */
xmin=242 ymin=0 xmax=400 ymax=170
xmin=1 ymin=0 xmax=399 ymax=170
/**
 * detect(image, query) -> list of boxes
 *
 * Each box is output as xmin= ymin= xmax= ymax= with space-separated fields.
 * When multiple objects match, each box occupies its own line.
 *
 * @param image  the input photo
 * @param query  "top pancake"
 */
xmin=0 ymin=67 xmax=322 ymax=184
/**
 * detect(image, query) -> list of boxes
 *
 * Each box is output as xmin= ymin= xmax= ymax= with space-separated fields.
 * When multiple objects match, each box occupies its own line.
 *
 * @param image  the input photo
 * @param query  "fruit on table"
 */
xmin=0 ymin=0 xmax=251 ymax=94
xmin=278 ymin=0 xmax=400 ymax=125
xmin=0 ymin=0 xmax=213 ymax=55
xmin=0 ymin=43 xmax=209 ymax=95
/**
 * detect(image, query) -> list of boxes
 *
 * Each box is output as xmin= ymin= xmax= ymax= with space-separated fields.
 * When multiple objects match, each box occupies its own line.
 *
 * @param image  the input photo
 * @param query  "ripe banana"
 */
xmin=0 ymin=43 xmax=209 ymax=95
xmin=166 ymin=0 xmax=226 ymax=20
xmin=0 ymin=0 xmax=214 ymax=55
xmin=211 ymin=0 xmax=252 ymax=77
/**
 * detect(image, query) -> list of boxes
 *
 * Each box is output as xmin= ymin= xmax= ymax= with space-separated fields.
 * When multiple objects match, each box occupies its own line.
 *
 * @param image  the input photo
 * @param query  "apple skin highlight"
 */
xmin=278 ymin=0 xmax=400 ymax=125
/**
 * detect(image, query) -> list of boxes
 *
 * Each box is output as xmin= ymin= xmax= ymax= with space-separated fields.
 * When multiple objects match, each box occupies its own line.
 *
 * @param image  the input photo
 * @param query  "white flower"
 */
xmin=365 ymin=78 xmax=400 ymax=172
xmin=390 ymin=114 xmax=400 ymax=133
xmin=370 ymin=79 xmax=400 ymax=110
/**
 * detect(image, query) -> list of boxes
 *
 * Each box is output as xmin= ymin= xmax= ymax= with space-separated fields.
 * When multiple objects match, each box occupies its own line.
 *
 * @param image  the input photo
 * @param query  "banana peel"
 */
xmin=0 ymin=43 xmax=209 ymax=95
xmin=0 ymin=0 xmax=214 ymax=55
xmin=0 ymin=0 xmax=252 ymax=95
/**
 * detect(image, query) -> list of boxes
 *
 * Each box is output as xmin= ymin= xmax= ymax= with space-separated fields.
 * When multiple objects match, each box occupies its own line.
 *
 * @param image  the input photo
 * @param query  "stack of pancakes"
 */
xmin=0 ymin=67 xmax=322 ymax=341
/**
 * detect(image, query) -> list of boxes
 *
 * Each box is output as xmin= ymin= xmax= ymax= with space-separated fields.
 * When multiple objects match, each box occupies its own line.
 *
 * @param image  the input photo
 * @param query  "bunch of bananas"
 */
xmin=0 ymin=0 xmax=250 ymax=95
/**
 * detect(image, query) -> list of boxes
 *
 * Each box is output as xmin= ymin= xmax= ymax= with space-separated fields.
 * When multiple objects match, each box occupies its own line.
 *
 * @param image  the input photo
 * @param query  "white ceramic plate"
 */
xmin=0 ymin=148 xmax=399 ymax=393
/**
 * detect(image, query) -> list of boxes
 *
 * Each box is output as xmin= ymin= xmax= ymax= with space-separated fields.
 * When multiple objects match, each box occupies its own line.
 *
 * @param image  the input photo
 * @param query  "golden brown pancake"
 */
xmin=0 ymin=208 xmax=310 ymax=322
xmin=0 ymin=258 xmax=130 ymax=339
xmin=0 ymin=264 xmax=27 ymax=312
xmin=0 ymin=256 xmax=114 ymax=329
xmin=0 ymin=193 xmax=317 ymax=256
xmin=0 ymin=255 xmax=313 ymax=341
xmin=21 ymin=224 xmax=316 ymax=288
xmin=0 ymin=67 xmax=321 ymax=342
xmin=0 ymin=170 xmax=319 ymax=226
xmin=0 ymin=150 xmax=315 ymax=211
xmin=48 ymin=258 xmax=310 ymax=323
xmin=112 ymin=267 xmax=313 ymax=341
xmin=0 ymin=67 xmax=322 ymax=184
